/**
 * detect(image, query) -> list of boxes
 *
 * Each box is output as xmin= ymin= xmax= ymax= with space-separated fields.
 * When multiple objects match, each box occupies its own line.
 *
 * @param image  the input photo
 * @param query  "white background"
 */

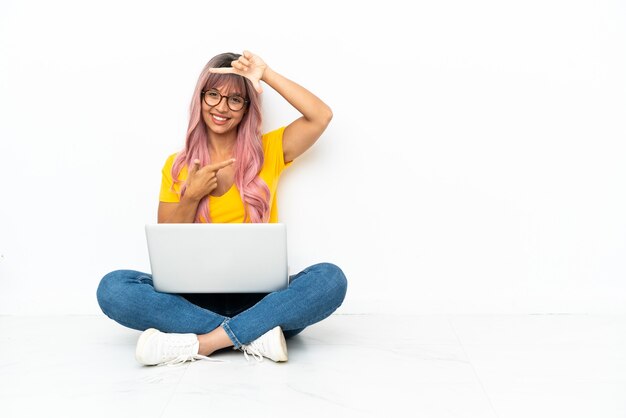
xmin=0 ymin=0 xmax=624 ymax=315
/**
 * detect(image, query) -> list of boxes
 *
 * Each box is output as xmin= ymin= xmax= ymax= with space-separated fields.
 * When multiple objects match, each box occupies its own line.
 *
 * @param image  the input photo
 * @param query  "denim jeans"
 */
xmin=96 ymin=263 xmax=347 ymax=348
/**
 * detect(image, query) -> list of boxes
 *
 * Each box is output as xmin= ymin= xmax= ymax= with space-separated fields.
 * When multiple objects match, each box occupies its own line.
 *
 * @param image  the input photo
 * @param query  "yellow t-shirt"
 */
xmin=159 ymin=127 xmax=290 ymax=223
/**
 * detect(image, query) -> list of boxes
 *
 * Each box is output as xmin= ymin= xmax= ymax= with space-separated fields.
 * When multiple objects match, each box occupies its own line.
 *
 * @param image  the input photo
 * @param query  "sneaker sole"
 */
xmin=135 ymin=328 xmax=159 ymax=365
xmin=273 ymin=327 xmax=288 ymax=362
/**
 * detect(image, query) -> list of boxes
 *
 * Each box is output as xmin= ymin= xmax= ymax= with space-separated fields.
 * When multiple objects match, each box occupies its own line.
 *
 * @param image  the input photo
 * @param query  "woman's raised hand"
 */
xmin=183 ymin=158 xmax=235 ymax=201
xmin=209 ymin=50 xmax=267 ymax=93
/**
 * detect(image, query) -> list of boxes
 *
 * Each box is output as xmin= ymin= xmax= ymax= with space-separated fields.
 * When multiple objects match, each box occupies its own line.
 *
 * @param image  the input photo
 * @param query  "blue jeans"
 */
xmin=96 ymin=263 xmax=347 ymax=348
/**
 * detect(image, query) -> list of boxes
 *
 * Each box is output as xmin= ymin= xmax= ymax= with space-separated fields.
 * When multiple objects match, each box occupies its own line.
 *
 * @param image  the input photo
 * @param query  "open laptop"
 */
xmin=145 ymin=223 xmax=289 ymax=293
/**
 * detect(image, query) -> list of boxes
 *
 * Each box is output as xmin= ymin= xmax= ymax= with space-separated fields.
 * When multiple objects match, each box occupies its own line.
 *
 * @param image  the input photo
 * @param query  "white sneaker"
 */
xmin=241 ymin=326 xmax=288 ymax=362
xmin=135 ymin=328 xmax=211 ymax=366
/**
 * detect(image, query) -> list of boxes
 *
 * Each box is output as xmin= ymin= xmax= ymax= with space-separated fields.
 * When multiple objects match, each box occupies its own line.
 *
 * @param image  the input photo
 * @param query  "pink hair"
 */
xmin=171 ymin=53 xmax=270 ymax=223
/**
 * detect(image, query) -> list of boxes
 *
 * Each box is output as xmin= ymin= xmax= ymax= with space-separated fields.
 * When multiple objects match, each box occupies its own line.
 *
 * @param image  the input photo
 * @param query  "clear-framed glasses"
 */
xmin=201 ymin=89 xmax=248 ymax=111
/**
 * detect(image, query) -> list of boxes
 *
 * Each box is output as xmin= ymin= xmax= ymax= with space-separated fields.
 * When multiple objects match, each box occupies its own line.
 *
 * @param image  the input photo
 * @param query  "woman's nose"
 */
xmin=214 ymin=96 xmax=229 ymax=111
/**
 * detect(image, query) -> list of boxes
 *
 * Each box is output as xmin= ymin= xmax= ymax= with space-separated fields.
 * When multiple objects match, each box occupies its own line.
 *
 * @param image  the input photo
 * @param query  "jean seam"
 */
xmin=220 ymin=319 xmax=242 ymax=349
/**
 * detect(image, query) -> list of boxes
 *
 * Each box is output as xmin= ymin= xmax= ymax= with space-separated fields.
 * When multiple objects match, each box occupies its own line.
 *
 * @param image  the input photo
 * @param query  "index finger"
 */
xmin=206 ymin=158 xmax=236 ymax=171
xmin=208 ymin=67 xmax=235 ymax=74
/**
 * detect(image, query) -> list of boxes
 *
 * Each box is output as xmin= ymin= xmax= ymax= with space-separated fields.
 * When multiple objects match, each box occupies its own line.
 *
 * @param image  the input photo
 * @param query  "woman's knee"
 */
xmin=312 ymin=262 xmax=348 ymax=304
xmin=96 ymin=270 xmax=136 ymax=315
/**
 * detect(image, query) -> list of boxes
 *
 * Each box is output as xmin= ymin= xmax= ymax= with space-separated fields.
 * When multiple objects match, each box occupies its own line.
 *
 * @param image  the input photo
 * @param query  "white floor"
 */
xmin=0 ymin=314 xmax=624 ymax=418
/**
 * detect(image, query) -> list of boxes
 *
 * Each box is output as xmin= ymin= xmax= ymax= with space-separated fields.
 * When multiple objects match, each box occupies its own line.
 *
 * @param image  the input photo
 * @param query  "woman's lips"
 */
xmin=211 ymin=114 xmax=228 ymax=125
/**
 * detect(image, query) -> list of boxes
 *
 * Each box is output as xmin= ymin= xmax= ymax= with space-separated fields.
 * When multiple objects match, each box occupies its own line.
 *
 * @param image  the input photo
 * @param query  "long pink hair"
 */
xmin=171 ymin=53 xmax=270 ymax=223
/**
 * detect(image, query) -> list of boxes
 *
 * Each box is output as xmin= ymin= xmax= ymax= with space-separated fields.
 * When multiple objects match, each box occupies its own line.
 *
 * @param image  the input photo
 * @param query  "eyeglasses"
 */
xmin=201 ymin=89 xmax=248 ymax=111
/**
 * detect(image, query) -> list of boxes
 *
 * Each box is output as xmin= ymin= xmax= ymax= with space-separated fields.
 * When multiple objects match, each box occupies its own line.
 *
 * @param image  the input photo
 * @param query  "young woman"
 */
xmin=96 ymin=51 xmax=347 ymax=366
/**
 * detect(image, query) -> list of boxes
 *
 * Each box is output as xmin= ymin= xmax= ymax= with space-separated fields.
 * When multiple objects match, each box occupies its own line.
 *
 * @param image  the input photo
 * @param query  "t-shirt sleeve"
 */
xmin=159 ymin=153 xmax=181 ymax=202
xmin=262 ymin=126 xmax=292 ymax=177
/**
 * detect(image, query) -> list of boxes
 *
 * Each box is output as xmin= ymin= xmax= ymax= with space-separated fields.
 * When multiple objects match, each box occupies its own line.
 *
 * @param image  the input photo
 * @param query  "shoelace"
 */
xmin=241 ymin=341 xmax=265 ymax=362
xmin=157 ymin=336 xmax=225 ymax=367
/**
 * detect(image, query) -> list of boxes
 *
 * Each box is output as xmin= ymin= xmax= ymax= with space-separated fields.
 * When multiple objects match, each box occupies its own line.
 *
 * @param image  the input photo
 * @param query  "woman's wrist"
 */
xmin=181 ymin=193 xmax=202 ymax=206
xmin=261 ymin=66 xmax=276 ymax=84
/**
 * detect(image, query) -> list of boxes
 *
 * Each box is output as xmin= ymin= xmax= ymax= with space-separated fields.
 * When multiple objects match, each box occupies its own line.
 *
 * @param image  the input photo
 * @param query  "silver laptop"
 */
xmin=145 ymin=223 xmax=289 ymax=293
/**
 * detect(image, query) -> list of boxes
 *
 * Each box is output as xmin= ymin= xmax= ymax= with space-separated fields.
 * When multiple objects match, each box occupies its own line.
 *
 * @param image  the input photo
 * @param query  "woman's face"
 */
xmin=201 ymin=83 xmax=247 ymax=136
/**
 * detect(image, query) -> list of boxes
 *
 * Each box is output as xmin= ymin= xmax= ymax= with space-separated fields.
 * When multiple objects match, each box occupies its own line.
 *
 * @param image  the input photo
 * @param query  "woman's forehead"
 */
xmin=208 ymin=74 xmax=245 ymax=95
